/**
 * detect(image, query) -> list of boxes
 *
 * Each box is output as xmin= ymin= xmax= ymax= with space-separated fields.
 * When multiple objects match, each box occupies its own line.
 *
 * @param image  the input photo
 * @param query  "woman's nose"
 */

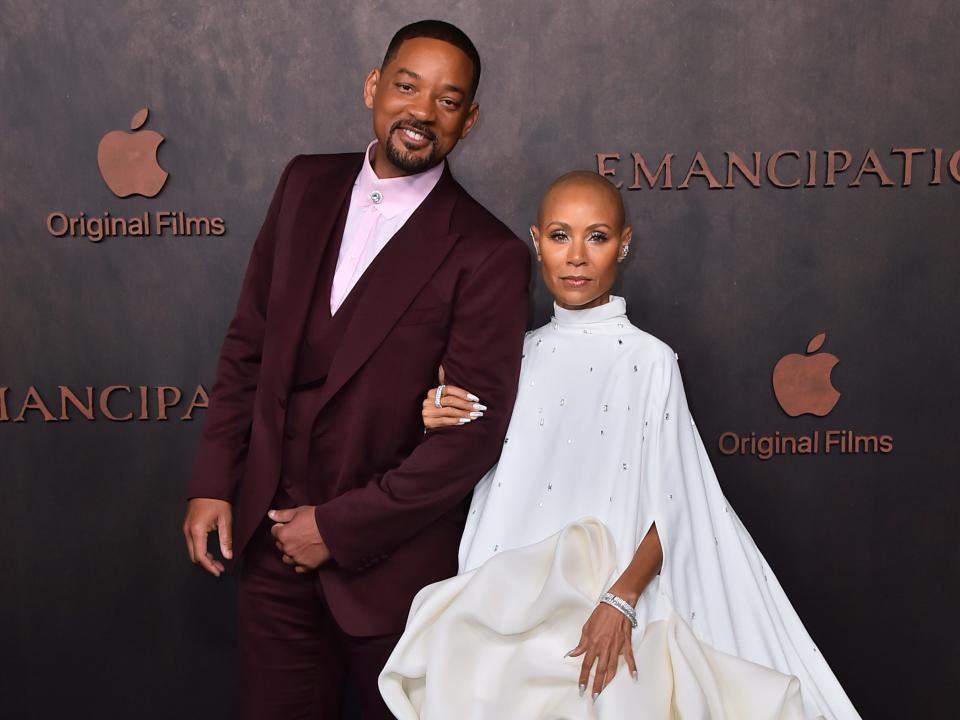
xmin=567 ymin=243 xmax=587 ymax=266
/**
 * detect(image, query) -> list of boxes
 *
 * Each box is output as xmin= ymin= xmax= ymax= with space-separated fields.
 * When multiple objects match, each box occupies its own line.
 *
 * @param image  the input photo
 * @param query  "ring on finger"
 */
xmin=434 ymin=384 xmax=445 ymax=408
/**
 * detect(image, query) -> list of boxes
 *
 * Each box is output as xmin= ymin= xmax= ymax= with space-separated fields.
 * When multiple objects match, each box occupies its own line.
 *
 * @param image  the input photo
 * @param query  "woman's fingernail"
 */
xmin=469 ymin=411 xmax=484 ymax=418
xmin=458 ymin=418 xmax=472 ymax=424
xmin=592 ymin=692 xmax=599 ymax=702
xmin=467 ymin=393 xmax=480 ymax=402
xmin=473 ymin=403 xmax=487 ymax=411
xmin=578 ymin=684 xmax=586 ymax=697
xmin=631 ymin=670 xmax=638 ymax=682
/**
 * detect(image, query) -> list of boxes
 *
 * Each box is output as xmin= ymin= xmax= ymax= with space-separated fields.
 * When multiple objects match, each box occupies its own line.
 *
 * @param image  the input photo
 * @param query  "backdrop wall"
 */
xmin=2 ymin=1 xmax=957 ymax=718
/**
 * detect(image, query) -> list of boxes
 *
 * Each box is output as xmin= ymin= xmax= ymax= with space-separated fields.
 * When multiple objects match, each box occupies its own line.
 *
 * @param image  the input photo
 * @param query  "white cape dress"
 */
xmin=379 ymin=297 xmax=860 ymax=720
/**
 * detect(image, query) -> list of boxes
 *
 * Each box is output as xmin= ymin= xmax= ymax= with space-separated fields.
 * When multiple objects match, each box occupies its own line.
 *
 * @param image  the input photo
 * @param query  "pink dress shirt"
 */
xmin=330 ymin=141 xmax=445 ymax=314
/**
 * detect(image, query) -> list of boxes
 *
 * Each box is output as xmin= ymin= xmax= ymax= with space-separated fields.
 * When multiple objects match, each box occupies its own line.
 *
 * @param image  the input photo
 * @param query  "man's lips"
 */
xmin=393 ymin=125 xmax=435 ymax=149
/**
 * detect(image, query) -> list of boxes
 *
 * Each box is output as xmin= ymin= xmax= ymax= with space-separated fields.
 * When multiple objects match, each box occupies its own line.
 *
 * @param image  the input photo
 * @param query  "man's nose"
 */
xmin=406 ymin=95 xmax=436 ymax=122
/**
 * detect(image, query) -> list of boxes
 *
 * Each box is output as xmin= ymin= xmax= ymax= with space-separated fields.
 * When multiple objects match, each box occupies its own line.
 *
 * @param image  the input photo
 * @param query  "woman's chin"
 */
xmin=552 ymin=288 xmax=608 ymax=310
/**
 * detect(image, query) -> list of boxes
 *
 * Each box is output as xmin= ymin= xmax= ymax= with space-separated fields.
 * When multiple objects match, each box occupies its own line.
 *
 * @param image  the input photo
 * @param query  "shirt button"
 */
xmin=370 ymin=190 xmax=383 ymax=204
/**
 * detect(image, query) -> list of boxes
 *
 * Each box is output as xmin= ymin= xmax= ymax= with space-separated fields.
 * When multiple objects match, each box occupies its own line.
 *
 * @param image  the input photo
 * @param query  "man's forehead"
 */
xmin=387 ymin=37 xmax=473 ymax=71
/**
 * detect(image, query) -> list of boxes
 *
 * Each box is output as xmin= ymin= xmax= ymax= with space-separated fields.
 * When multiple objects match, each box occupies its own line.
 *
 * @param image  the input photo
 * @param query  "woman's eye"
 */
xmin=549 ymin=232 xmax=568 ymax=242
xmin=588 ymin=232 xmax=608 ymax=242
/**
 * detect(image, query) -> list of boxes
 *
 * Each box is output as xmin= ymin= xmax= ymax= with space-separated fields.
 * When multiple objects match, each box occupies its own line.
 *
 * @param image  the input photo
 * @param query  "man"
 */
xmin=182 ymin=20 xmax=530 ymax=719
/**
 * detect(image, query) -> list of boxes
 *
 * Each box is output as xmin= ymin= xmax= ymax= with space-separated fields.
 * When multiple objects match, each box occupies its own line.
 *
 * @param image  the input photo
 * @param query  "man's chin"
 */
xmin=385 ymin=140 xmax=439 ymax=174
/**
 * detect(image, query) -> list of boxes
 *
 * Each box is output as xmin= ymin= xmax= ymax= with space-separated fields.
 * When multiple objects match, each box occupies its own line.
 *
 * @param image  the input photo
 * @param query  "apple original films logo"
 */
xmin=45 ymin=107 xmax=226 ymax=242
xmin=718 ymin=333 xmax=894 ymax=461
xmin=98 ymin=107 xmax=168 ymax=197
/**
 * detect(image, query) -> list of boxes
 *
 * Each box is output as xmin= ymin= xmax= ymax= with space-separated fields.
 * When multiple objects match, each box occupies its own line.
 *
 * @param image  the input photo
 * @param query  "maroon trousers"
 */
xmin=238 ymin=519 xmax=400 ymax=720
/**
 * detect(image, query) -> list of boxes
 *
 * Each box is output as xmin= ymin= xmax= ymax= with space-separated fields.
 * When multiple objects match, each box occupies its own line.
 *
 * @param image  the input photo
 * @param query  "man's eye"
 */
xmin=397 ymin=83 xmax=414 ymax=92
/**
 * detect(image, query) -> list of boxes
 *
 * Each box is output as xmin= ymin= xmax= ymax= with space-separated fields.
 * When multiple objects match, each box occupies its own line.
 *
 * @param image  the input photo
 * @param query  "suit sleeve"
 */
xmin=313 ymin=236 xmax=531 ymax=571
xmin=187 ymin=156 xmax=299 ymax=501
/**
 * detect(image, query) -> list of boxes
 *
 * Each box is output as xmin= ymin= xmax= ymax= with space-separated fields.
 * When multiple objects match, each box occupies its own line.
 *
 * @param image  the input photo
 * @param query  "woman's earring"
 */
xmin=621 ymin=245 xmax=630 ymax=261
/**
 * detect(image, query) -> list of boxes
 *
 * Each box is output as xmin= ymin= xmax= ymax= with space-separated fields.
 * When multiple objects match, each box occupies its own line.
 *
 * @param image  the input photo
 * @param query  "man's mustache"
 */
xmin=390 ymin=119 xmax=438 ymax=145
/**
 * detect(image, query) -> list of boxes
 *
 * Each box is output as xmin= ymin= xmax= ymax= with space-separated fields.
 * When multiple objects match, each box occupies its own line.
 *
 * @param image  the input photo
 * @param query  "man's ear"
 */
xmin=363 ymin=68 xmax=380 ymax=110
xmin=459 ymin=102 xmax=480 ymax=139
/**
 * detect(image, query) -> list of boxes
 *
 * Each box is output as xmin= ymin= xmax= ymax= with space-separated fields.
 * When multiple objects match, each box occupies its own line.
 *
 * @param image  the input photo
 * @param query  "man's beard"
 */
xmin=385 ymin=120 xmax=440 ymax=174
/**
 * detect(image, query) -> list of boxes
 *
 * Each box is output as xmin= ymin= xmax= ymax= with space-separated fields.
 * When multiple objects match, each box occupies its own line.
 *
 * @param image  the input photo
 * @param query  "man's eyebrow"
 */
xmin=396 ymin=67 xmax=422 ymax=80
xmin=441 ymin=83 xmax=465 ymax=96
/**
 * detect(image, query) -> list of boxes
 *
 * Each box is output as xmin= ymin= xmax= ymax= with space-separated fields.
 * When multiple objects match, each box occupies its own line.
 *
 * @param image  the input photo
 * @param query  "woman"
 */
xmin=379 ymin=172 xmax=860 ymax=719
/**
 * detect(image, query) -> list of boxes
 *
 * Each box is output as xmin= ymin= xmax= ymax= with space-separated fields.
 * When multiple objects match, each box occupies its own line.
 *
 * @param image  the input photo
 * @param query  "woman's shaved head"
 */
xmin=538 ymin=171 xmax=625 ymax=229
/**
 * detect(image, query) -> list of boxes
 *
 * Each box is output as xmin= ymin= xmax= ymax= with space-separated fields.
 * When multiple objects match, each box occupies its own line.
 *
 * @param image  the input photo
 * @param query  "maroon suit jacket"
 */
xmin=189 ymin=153 xmax=530 ymax=635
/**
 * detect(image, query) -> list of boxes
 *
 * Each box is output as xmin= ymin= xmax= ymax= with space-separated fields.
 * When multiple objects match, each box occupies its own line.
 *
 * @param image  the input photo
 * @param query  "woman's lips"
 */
xmin=561 ymin=276 xmax=591 ymax=288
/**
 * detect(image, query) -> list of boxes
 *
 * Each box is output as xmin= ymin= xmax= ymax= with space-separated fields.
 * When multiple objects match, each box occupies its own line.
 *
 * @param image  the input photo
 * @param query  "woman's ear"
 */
xmin=529 ymin=225 xmax=542 ymax=261
xmin=618 ymin=226 xmax=633 ymax=263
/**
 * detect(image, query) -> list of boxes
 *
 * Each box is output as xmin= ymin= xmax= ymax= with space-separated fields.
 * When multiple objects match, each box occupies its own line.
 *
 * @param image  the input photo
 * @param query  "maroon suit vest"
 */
xmin=278 ymin=197 xmax=374 ymax=505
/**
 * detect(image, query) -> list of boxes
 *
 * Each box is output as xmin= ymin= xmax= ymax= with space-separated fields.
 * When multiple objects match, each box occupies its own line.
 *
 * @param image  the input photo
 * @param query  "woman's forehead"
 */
xmin=540 ymin=181 xmax=623 ymax=227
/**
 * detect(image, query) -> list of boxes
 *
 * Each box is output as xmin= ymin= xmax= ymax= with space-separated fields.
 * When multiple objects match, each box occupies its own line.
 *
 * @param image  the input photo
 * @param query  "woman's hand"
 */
xmin=567 ymin=601 xmax=638 ymax=701
xmin=422 ymin=383 xmax=486 ymax=430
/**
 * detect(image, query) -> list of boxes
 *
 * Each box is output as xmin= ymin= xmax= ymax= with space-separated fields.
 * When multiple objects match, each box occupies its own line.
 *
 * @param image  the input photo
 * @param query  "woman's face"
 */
xmin=531 ymin=179 xmax=631 ymax=310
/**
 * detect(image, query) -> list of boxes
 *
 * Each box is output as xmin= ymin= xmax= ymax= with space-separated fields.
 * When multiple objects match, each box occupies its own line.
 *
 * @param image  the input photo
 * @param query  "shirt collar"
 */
xmin=355 ymin=140 xmax=445 ymax=219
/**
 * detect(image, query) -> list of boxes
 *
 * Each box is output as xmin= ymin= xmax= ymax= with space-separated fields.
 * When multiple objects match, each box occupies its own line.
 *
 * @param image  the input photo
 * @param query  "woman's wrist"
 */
xmin=607 ymin=583 xmax=640 ymax=606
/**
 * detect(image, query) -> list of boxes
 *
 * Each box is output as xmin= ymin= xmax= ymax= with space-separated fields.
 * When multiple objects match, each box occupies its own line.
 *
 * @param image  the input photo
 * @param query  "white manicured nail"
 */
xmin=469 ymin=411 xmax=484 ymax=418
xmin=592 ymin=692 xmax=599 ymax=702
xmin=578 ymin=684 xmax=586 ymax=697
xmin=458 ymin=418 xmax=472 ymax=424
xmin=631 ymin=670 xmax=638 ymax=682
xmin=467 ymin=393 xmax=480 ymax=402
xmin=473 ymin=403 xmax=487 ymax=411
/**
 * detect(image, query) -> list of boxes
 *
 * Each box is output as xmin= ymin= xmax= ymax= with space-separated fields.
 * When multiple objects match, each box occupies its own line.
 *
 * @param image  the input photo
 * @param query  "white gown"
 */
xmin=379 ymin=297 xmax=861 ymax=720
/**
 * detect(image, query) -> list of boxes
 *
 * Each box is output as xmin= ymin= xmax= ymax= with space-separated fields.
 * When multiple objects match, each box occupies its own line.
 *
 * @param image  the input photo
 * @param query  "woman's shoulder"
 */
xmin=622 ymin=324 xmax=678 ymax=366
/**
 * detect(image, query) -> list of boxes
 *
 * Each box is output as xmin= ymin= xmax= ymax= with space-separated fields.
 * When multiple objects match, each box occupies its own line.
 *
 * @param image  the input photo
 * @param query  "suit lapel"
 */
xmin=315 ymin=165 xmax=462 ymax=414
xmin=271 ymin=154 xmax=362 ymax=392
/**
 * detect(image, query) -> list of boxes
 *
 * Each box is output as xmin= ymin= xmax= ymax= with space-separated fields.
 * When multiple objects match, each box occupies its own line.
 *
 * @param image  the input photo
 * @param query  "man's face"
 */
xmin=364 ymin=37 xmax=479 ymax=178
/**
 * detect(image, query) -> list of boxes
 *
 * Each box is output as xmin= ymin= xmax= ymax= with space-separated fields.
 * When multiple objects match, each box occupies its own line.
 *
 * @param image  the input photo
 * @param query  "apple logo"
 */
xmin=97 ymin=107 xmax=168 ymax=198
xmin=772 ymin=332 xmax=841 ymax=417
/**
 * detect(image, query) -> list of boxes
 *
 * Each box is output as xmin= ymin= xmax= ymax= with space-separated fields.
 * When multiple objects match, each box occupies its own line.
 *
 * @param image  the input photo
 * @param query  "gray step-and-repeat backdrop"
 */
xmin=2 ymin=1 xmax=957 ymax=718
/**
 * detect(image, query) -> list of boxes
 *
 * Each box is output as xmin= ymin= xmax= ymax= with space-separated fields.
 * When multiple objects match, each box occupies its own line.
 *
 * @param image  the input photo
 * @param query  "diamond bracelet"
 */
xmin=598 ymin=592 xmax=638 ymax=628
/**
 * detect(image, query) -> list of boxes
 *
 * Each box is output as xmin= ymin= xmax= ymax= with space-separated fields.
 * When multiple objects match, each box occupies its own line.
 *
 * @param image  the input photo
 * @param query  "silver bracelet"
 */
xmin=599 ymin=592 xmax=638 ymax=628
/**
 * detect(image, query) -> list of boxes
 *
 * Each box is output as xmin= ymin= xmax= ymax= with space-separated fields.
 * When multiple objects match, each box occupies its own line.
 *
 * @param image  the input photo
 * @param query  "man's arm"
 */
xmin=188 ymin=155 xmax=299 ymax=501
xmin=313 ymin=236 xmax=531 ymax=572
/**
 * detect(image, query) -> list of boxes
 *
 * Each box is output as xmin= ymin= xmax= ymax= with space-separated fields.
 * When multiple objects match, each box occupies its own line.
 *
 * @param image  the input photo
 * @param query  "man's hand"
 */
xmin=269 ymin=506 xmax=331 ymax=573
xmin=183 ymin=498 xmax=233 ymax=577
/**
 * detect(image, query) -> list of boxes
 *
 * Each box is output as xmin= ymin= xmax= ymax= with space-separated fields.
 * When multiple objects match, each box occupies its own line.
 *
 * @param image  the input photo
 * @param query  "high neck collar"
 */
xmin=552 ymin=295 xmax=628 ymax=326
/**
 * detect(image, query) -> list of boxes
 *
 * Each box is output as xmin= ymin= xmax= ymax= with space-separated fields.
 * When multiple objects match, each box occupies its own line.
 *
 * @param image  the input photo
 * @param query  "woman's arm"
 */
xmin=609 ymin=522 xmax=663 ymax=603
xmin=568 ymin=524 xmax=663 ymax=700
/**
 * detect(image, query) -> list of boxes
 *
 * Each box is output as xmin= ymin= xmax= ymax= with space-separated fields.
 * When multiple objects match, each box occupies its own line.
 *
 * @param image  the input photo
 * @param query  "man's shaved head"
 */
xmin=538 ymin=171 xmax=625 ymax=228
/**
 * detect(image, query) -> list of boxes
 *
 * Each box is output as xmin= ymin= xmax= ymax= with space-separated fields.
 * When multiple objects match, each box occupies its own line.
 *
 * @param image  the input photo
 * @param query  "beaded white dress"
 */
xmin=379 ymin=297 xmax=860 ymax=720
